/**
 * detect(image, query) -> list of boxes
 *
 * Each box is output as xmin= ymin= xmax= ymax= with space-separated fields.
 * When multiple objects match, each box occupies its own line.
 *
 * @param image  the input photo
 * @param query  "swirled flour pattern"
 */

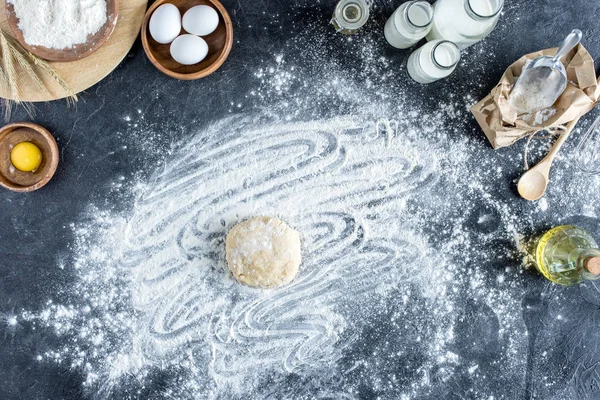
xmin=127 ymin=117 xmax=440 ymax=387
xmin=132 ymin=117 xmax=440 ymax=393
xmin=17 ymin=114 xmax=544 ymax=399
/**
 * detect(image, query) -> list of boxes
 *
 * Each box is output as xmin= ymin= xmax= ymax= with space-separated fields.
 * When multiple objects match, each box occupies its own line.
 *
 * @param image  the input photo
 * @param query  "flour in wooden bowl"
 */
xmin=7 ymin=0 xmax=108 ymax=49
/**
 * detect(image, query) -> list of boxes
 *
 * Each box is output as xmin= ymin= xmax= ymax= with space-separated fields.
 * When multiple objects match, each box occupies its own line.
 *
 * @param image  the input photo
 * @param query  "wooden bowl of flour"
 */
xmin=5 ymin=0 xmax=119 ymax=62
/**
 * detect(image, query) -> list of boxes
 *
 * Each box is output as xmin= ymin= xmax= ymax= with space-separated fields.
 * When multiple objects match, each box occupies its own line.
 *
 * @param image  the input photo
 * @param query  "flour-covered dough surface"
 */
xmin=226 ymin=216 xmax=302 ymax=288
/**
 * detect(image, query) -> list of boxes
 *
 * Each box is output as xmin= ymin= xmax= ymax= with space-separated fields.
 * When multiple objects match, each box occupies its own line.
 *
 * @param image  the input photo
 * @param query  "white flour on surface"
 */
xmin=8 ymin=0 xmax=108 ymax=49
xmin=19 ymin=114 xmax=533 ymax=399
xmin=14 ymin=4 xmax=600 ymax=399
xmin=19 ymin=107 xmax=600 ymax=399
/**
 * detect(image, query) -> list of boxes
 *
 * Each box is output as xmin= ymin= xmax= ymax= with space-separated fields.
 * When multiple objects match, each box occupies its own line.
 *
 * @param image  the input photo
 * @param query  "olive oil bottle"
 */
xmin=534 ymin=225 xmax=600 ymax=286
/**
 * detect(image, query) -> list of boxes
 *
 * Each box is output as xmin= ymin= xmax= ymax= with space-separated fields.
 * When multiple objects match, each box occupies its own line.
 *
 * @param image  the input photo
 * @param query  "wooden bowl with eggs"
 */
xmin=0 ymin=122 xmax=59 ymax=193
xmin=141 ymin=0 xmax=233 ymax=80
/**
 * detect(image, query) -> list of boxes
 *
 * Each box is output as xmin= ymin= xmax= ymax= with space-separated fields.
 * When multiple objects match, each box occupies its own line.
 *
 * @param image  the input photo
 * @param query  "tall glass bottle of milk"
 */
xmin=426 ymin=0 xmax=503 ymax=49
xmin=384 ymin=1 xmax=434 ymax=49
xmin=407 ymin=40 xmax=460 ymax=84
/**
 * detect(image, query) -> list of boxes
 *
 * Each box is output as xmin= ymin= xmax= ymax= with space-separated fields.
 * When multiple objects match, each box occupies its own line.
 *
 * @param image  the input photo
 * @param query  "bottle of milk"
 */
xmin=426 ymin=0 xmax=503 ymax=49
xmin=384 ymin=1 xmax=434 ymax=49
xmin=407 ymin=40 xmax=461 ymax=84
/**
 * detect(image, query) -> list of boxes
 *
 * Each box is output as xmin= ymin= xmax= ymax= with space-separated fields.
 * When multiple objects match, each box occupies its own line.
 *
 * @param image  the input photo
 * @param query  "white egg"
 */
xmin=149 ymin=4 xmax=181 ymax=44
xmin=170 ymin=34 xmax=209 ymax=65
xmin=182 ymin=5 xmax=219 ymax=36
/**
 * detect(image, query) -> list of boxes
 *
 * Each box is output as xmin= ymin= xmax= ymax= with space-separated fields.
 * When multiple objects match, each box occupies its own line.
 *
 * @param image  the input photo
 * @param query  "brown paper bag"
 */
xmin=471 ymin=44 xmax=600 ymax=149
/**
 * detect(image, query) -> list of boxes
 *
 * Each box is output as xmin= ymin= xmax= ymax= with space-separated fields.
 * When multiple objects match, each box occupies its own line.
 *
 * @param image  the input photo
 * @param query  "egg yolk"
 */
xmin=11 ymin=142 xmax=42 ymax=172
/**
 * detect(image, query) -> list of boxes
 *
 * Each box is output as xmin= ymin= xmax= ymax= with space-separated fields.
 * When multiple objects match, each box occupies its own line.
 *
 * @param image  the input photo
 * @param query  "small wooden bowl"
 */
xmin=5 ymin=0 xmax=119 ymax=62
xmin=0 ymin=122 xmax=59 ymax=193
xmin=141 ymin=0 xmax=233 ymax=80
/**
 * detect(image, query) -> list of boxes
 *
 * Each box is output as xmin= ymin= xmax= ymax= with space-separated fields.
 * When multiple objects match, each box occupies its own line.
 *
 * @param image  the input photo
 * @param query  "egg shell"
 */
xmin=170 ymin=34 xmax=209 ymax=65
xmin=182 ymin=5 xmax=219 ymax=36
xmin=149 ymin=4 xmax=182 ymax=44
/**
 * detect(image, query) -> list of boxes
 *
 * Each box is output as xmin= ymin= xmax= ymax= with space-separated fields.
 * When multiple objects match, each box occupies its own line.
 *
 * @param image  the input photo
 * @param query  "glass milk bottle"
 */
xmin=407 ymin=40 xmax=460 ymax=84
xmin=331 ymin=0 xmax=370 ymax=35
xmin=384 ymin=1 xmax=434 ymax=49
xmin=426 ymin=0 xmax=503 ymax=49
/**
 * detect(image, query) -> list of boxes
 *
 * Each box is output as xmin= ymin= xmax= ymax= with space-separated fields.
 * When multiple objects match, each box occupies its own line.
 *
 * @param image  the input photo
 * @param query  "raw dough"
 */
xmin=225 ymin=216 xmax=301 ymax=288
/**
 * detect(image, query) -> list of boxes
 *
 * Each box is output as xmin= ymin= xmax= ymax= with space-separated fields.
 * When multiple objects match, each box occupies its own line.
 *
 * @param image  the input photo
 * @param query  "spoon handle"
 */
xmin=545 ymin=117 xmax=581 ymax=160
xmin=553 ymin=29 xmax=583 ymax=62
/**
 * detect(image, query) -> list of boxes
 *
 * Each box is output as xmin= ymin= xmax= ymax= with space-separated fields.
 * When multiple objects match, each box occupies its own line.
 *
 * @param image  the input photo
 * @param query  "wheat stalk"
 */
xmin=0 ymin=54 xmax=14 ymax=120
xmin=0 ymin=30 xmax=20 ymax=119
xmin=29 ymin=53 xmax=78 ymax=106
xmin=0 ymin=29 xmax=78 ymax=118
xmin=0 ymin=31 xmax=18 ymax=99
xmin=8 ymin=42 xmax=50 ymax=97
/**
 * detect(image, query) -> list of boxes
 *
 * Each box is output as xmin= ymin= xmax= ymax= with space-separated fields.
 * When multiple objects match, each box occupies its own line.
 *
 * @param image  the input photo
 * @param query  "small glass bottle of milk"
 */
xmin=407 ymin=40 xmax=460 ymax=84
xmin=331 ymin=0 xmax=370 ymax=35
xmin=426 ymin=0 xmax=503 ymax=49
xmin=384 ymin=1 xmax=434 ymax=49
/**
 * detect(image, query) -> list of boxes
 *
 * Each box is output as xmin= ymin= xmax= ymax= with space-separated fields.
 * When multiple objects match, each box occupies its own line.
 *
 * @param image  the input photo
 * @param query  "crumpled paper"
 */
xmin=471 ymin=44 xmax=600 ymax=149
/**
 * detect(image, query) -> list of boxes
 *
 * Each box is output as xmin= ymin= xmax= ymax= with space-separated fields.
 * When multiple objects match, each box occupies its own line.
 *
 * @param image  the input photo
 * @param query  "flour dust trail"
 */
xmin=121 ymin=117 xmax=439 ymax=391
xmin=21 ymin=115 xmax=529 ymax=399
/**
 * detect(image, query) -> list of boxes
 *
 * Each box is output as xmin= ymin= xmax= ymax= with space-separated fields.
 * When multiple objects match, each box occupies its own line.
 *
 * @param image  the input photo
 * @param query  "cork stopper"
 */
xmin=584 ymin=256 xmax=600 ymax=275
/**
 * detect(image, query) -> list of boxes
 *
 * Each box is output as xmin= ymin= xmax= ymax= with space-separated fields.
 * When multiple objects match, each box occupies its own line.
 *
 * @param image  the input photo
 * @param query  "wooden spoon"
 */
xmin=517 ymin=117 xmax=580 ymax=201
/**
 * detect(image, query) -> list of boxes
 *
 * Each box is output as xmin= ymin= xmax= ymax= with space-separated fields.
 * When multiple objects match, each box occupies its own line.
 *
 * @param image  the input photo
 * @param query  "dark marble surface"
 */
xmin=1 ymin=0 xmax=600 ymax=399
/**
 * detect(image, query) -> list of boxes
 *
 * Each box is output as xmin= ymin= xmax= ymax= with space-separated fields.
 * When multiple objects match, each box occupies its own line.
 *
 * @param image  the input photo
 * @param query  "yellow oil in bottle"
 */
xmin=534 ymin=225 xmax=600 ymax=286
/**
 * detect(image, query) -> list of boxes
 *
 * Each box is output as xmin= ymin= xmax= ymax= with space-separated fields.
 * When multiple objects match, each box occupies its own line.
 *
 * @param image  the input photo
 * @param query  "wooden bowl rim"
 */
xmin=141 ymin=0 xmax=233 ymax=80
xmin=5 ymin=0 xmax=120 ymax=63
xmin=0 ymin=122 xmax=59 ymax=193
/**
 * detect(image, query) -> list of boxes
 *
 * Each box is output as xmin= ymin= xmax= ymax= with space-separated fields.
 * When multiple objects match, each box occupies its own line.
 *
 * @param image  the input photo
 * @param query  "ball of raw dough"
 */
xmin=226 ymin=217 xmax=301 ymax=288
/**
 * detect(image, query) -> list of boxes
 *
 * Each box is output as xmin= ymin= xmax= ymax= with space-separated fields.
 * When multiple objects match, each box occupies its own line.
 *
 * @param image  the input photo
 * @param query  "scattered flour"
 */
xmin=19 ymin=114 xmax=531 ymax=399
xmin=13 ymin=5 xmax=600 ymax=399
xmin=8 ymin=0 xmax=108 ymax=49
